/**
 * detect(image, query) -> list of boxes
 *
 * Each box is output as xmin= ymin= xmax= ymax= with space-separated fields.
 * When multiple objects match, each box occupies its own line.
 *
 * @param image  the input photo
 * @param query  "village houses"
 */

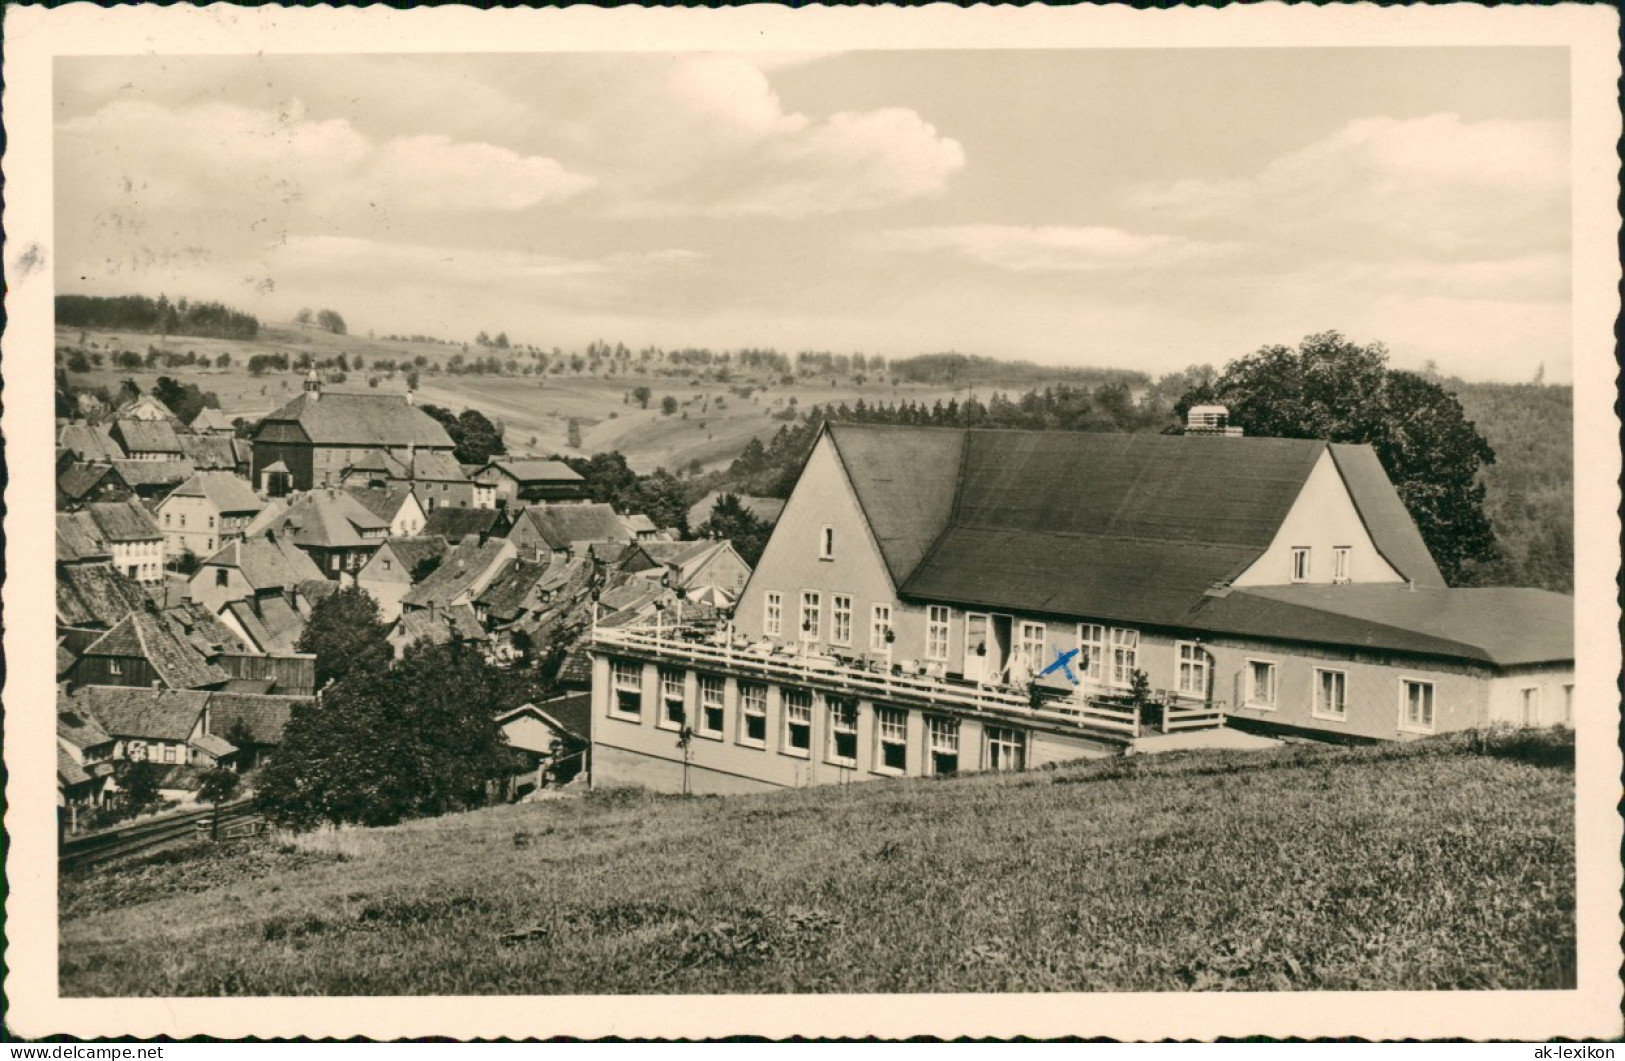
xmin=156 ymin=471 xmax=265 ymax=561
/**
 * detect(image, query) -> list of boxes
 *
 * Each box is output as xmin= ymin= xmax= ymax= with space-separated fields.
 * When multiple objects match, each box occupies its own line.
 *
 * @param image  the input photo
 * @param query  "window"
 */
xmin=382 ymin=558 xmax=392 ymax=572
xmin=926 ymin=606 xmax=951 ymax=661
xmin=799 ymin=591 xmax=822 ymax=642
xmin=875 ymin=707 xmax=908 ymax=773
xmin=1314 ymin=668 xmax=1348 ymax=721
xmin=1246 ymin=660 xmax=1278 ymax=709
xmin=659 ymin=669 xmax=687 ymax=730
xmin=764 ymin=592 xmax=783 ymax=637
xmin=1332 ymin=546 xmax=1351 ymax=583
xmin=1079 ymin=624 xmax=1105 ymax=682
xmin=870 ymin=603 xmax=892 ymax=652
xmin=180 ymin=514 xmax=187 ymax=528
xmin=215 ymin=569 xmax=229 ymax=587
xmin=831 ymin=595 xmax=853 ymax=646
xmin=739 ymin=683 xmax=768 ymax=746
xmin=698 ymin=675 xmax=725 ymax=738
xmin=926 ymin=716 xmax=960 ymax=775
xmin=1018 ymin=622 xmax=1047 ymax=676
xmin=1520 ymin=687 xmax=1541 ymax=727
xmin=782 ymin=689 xmax=812 ymax=754
xmin=610 ymin=660 xmax=643 ymax=719
xmin=1401 ymin=679 xmax=1435 ymax=733
xmin=1291 ymin=547 xmax=1311 ymax=582
xmin=163 ymin=745 xmax=176 ymax=764
xmin=208 ymin=516 xmax=216 ymax=529
xmin=1175 ymin=642 xmax=1210 ymax=698
xmin=827 ymin=698 xmax=858 ymax=766
xmin=1563 ymin=684 xmax=1574 ymax=725
xmin=164 ymin=513 xmax=172 ymax=526
xmin=984 ymin=726 xmax=1026 ymax=772
xmin=108 ymin=659 xmax=122 ymax=676
xmin=1110 ymin=628 xmax=1140 ymax=687
xmin=819 ymin=525 xmax=835 ymax=560
xmin=206 ymin=539 xmax=214 ymax=552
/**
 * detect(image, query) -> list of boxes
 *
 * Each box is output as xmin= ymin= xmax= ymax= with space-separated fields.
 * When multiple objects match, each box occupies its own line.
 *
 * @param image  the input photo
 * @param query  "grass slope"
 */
xmin=60 ymin=731 xmax=1574 ymax=996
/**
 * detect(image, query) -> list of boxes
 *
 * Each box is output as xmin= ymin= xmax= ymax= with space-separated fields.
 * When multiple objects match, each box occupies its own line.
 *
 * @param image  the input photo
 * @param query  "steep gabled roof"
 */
xmin=401 ymin=537 xmax=513 ymax=609
xmin=223 ymin=594 xmax=307 ymax=655
xmin=188 ymin=407 xmax=236 ymax=433
xmin=1327 ymin=444 xmax=1447 ymax=589
xmin=57 ymin=564 xmax=149 ymax=627
xmin=825 ymin=424 xmax=966 ymax=586
xmin=503 ymin=692 xmax=593 ymax=743
xmin=86 ymin=499 xmax=163 ymax=542
xmin=58 ymin=422 xmax=125 ymax=462
xmin=422 ymin=506 xmax=506 ymax=541
xmin=58 ymin=706 xmax=114 ymax=751
xmin=268 ymin=490 xmax=390 ymax=549
xmin=112 ymin=418 xmax=184 ymax=454
xmin=392 ymin=604 xmax=489 ymax=648
xmin=109 ymin=459 xmax=196 ymax=489
xmin=372 ymin=535 xmax=450 ymax=577
xmin=163 ymin=601 xmax=250 ymax=657
xmin=409 ymin=450 xmax=469 ymax=482
xmin=66 ymin=685 xmax=210 ymax=742
xmin=201 ymin=536 xmax=325 ymax=590
xmin=58 ymin=510 xmax=112 ymax=563
xmin=345 ymin=483 xmax=418 ymax=523
xmin=342 ymin=449 xmax=409 ymax=479
xmin=165 ymin=471 xmax=263 ymax=515
xmin=81 ymin=612 xmax=228 ymax=689
xmin=116 ymin=393 xmax=180 ymax=422
xmin=257 ymin=391 xmax=456 ymax=448
xmin=177 ymin=434 xmax=242 ymax=470
xmin=475 ymin=557 xmax=551 ymax=623
xmin=518 ymin=503 xmax=630 ymax=550
xmin=58 ymin=463 xmax=118 ymax=505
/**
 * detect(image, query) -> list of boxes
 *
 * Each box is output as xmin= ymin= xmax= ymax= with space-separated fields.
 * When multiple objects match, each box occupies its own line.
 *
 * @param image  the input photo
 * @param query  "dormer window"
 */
xmin=819 ymin=525 xmax=835 ymax=561
xmin=1291 ymin=547 xmax=1311 ymax=583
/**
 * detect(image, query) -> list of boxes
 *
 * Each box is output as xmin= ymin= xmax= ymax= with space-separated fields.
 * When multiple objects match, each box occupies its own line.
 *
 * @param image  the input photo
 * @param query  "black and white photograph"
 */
xmin=5 ymin=2 xmax=1621 ymax=1042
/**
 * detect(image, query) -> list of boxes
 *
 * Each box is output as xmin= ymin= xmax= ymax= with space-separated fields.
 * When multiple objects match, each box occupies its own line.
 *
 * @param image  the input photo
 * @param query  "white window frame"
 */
xmin=1313 ymin=667 xmax=1348 ymax=722
xmin=1291 ymin=546 xmax=1311 ymax=583
xmin=926 ymin=716 xmax=960 ymax=776
xmin=1520 ymin=686 xmax=1542 ymax=727
xmin=738 ymin=683 xmax=768 ymax=748
xmin=1175 ymin=642 xmax=1210 ymax=698
xmin=781 ymin=688 xmax=813 ymax=756
xmin=1244 ymin=658 xmax=1278 ymax=710
xmin=657 ymin=668 xmax=687 ymax=731
xmin=874 ymin=707 xmax=908 ymax=775
xmin=1109 ymin=627 xmax=1140 ymax=688
xmin=609 ymin=661 xmax=645 ymax=721
xmin=831 ymin=594 xmax=853 ymax=647
xmin=984 ymin=726 xmax=1026 ymax=772
xmin=926 ymin=605 xmax=951 ymax=662
xmin=764 ymin=591 xmax=783 ymax=638
xmin=799 ymin=590 xmax=822 ymax=643
xmin=1078 ymin=624 xmax=1105 ymax=682
xmin=1398 ymin=677 xmax=1435 ymax=734
xmin=818 ymin=524 xmax=835 ymax=561
xmin=1563 ymin=683 xmax=1574 ymax=726
xmin=1017 ymin=621 xmax=1047 ymax=677
xmin=826 ymin=698 xmax=858 ymax=767
xmin=1332 ymin=546 xmax=1352 ymax=584
xmin=697 ymin=674 xmax=726 ymax=739
xmin=870 ymin=603 xmax=892 ymax=652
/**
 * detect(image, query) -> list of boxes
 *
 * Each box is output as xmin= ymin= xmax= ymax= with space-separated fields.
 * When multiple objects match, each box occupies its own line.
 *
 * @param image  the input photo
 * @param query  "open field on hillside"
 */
xmin=60 ymin=728 xmax=1574 ymax=996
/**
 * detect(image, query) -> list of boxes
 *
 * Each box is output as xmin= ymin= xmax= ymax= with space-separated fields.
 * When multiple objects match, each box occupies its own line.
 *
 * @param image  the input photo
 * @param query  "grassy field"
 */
xmin=60 ymin=729 xmax=1574 ymax=996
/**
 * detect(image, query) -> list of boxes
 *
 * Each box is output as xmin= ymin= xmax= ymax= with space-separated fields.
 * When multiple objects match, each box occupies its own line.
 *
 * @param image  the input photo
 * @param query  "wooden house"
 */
xmin=474 ymin=458 xmax=587 ymax=507
xmin=71 ymin=610 xmax=228 ymax=690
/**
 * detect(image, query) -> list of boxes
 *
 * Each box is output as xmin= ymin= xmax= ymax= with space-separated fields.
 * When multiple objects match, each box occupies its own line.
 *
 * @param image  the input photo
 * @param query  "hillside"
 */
xmin=60 ymin=729 xmax=1574 ymax=996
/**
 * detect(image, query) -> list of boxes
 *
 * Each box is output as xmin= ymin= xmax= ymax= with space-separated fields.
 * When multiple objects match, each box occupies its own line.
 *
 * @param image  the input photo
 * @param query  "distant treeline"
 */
xmin=891 ymin=351 xmax=1149 ymax=389
xmin=58 ymin=294 xmax=260 ymax=341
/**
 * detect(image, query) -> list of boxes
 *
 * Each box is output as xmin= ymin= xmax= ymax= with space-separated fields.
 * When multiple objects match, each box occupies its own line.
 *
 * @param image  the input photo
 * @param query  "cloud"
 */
xmin=367 ymin=136 xmax=595 ymax=211
xmin=1129 ymin=113 xmax=1569 ymax=259
xmin=875 ymin=224 xmax=1232 ymax=273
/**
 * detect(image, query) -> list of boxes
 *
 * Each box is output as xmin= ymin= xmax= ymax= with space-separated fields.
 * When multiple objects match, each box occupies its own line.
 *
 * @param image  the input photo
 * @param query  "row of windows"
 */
xmin=1241 ymin=661 xmax=1575 ymax=732
xmin=163 ymin=512 xmax=217 ymax=529
xmin=609 ymin=661 xmax=1028 ymax=774
xmin=1290 ymin=545 xmax=1352 ymax=583
xmin=764 ymin=591 xmax=893 ymax=651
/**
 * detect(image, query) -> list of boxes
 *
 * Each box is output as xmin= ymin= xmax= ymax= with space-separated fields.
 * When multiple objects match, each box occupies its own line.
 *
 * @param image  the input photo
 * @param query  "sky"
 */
xmin=55 ymin=48 xmax=1572 ymax=382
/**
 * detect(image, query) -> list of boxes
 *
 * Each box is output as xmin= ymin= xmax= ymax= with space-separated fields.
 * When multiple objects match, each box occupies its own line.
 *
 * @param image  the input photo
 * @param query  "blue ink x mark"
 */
xmin=1039 ymin=646 xmax=1080 ymax=684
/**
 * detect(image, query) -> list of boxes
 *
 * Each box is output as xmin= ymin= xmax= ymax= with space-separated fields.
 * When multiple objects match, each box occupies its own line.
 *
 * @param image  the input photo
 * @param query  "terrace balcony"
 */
xmin=589 ymin=619 xmax=1225 ymax=746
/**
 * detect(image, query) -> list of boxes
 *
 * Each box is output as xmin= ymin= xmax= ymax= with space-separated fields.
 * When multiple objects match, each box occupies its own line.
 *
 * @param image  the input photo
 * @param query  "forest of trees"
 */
xmin=57 ymin=294 xmax=259 ymax=340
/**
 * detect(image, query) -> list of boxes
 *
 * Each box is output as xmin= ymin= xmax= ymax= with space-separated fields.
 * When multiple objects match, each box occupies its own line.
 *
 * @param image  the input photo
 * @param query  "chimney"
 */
xmin=1186 ymin=404 xmax=1242 ymax=437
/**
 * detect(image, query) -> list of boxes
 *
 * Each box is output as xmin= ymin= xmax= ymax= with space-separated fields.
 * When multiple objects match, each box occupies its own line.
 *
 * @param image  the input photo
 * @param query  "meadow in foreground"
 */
xmin=59 ymin=729 xmax=1574 ymax=996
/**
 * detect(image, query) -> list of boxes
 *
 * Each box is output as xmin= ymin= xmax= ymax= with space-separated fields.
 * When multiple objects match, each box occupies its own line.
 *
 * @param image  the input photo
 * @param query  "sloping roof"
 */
xmin=65 ymin=685 xmax=211 ymax=742
xmin=177 ymin=434 xmax=242 ymax=470
xmin=116 ymin=393 xmax=179 ymax=421
xmin=206 ymin=692 xmax=308 ymax=745
xmin=202 ymin=536 xmax=325 ymax=590
xmin=484 ymin=459 xmax=583 ymax=484
xmin=113 ymin=418 xmax=184 ymax=454
xmin=345 ymin=483 xmax=418 ymax=523
xmin=392 ymin=605 xmax=490 ymax=648
xmin=826 ymin=424 xmax=966 ymax=586
xmin=166 ymin=471 xmax=263 ymax=515
xmin=1327 ymin=444 xmax=1447 ymax=589
xmin=224 ymin=595 xmax=307 ymax=655
xmin=531 ymin=692 xmax=593 ymax=743
xmin=1207 ymin=585 xmax=1573 ymax=667
xmin=58 ymin=746 xmax=94 ymax=788
xmin=476 ymin=558 xmax=551 ymax=623
xmin=374 ymin=535 xmax=450 ymax=576
xmin=519 ymin=503 xmax=630 ymax=550
xmin=109 ymin=459 xmax=196 ymax=488
xmin=58 ymin=463 xmax=116 ymax=504
xmin=81 ymin=612 xmax=228 ymax=689
xmin=58 ymin=706 xmax=114 ymax=751
xmin=634 ymin=540 xmax=722 ymax=571
xmin=269 ymin=490 xmax=389 ymax=549
xmin=86 ymin=499 xmax=163 ymax=542
xmin=163 ymin=601 xmax=250 ymax=657
xmin=188 ymin=407 xmax=236 ymax=432
xmin=402 ymin=537 xmax=512 ymax=608
xmin=58 ymin=422 xmax=125 ymax=462
xmin=58 ymin=510 xmax=112 ymax=562
xmin=687 ymin=491 xmax=787 ymax=531
xmin=258 ymin=391 xmax=456 ymax=448
xmin=422 ymin=506 xmax=505 ymax=541
xmin=189 ymin=732 xmax=238 ymax=759
xmin=621 ymin=513 xmax=659 ymax=534
xmin=409 ymin=450 xmax=469 ymax=482
xmin=342 ymin=449 xmax=409 ymax=479
xmin=57 ymin=564 xmax=149 ymax=627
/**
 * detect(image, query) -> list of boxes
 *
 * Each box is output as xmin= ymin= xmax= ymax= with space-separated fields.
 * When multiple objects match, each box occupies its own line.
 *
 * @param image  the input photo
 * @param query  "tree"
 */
xmin=631 ymin=385 xmax=652 ymax=410
xmin=153 ymin=376 xmax=221 ymax=426
xmin=567 ymin=417 xmax=583 ymax=449
xmin=453 ymin=408 xmax=506 ymax=465
xmin=494 ymin=332 xmax=509 ymax=350
xmin=316 ymin=309 xmax=347 ymax=335
xmin=198 ymin=766 xmax=241 ymax=838
xmin=1174 ymin=331 xmax=1497 ymax=584
xmin=660 ymin=395 xmax=679 ymax=416
xmin=116 ymin=379 xmax=142 ymax=407
xmin=294 ymin=585 xmax=392 ymax=691
xmin=698 ymin=493 xmax=771 ymax=567
xmin=411 ymin=554 xmax=443 ymax=582
xmin=118 ymin=761 xmax=163 ymax=813
xmin=295 ymin=307 xmax=314 ymax=325
xmin=256 ymin=642 xmax=517 ymax=830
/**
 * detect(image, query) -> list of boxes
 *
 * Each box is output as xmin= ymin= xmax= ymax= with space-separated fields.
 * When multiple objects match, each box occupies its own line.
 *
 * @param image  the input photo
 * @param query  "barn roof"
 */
xmin=223 ymin=595 xmax=307 ymax=655
xmin=257 ymin=391 xmax=456 ymax=449
xmin=65 ymin=685 xmax=211 ymax=742
xmin=58 ymin=422 xmax=125 ymax=462
xmin=166 ymin=471 xmax=263 ymax=515
xmin=109 ymin=458 xmax=196 ymax=489
xmin=163 ymin=601 xmax=251 ymax=657
xmin=81 ymin=612 xmax=228 ymax=689
xmin=482 ymin=459 xmax=583 ymax=484
xmin=517 ymin=503 xmax=629 ymax=550
xmin=86 ymin=499 xmax=163 ymax=542
xmin=177 ymin=434 xmax=242 ymax=470
xmin=189 ymin=732 xmax=238 ymax=759
xmin=409 ymin=450 xmax=469 ymax=482
xmin=206 ymin=692 xmax=308 ymax=746
xmin=113 ymin=418 xmax=184 ymax=454
xmin=58 ymin=706 xmax=114 ymax=751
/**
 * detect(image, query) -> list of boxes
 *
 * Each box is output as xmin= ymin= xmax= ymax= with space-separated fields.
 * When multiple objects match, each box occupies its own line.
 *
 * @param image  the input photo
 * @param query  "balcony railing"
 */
xmin=589 ymin=623 xmax=1224 ymax=743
